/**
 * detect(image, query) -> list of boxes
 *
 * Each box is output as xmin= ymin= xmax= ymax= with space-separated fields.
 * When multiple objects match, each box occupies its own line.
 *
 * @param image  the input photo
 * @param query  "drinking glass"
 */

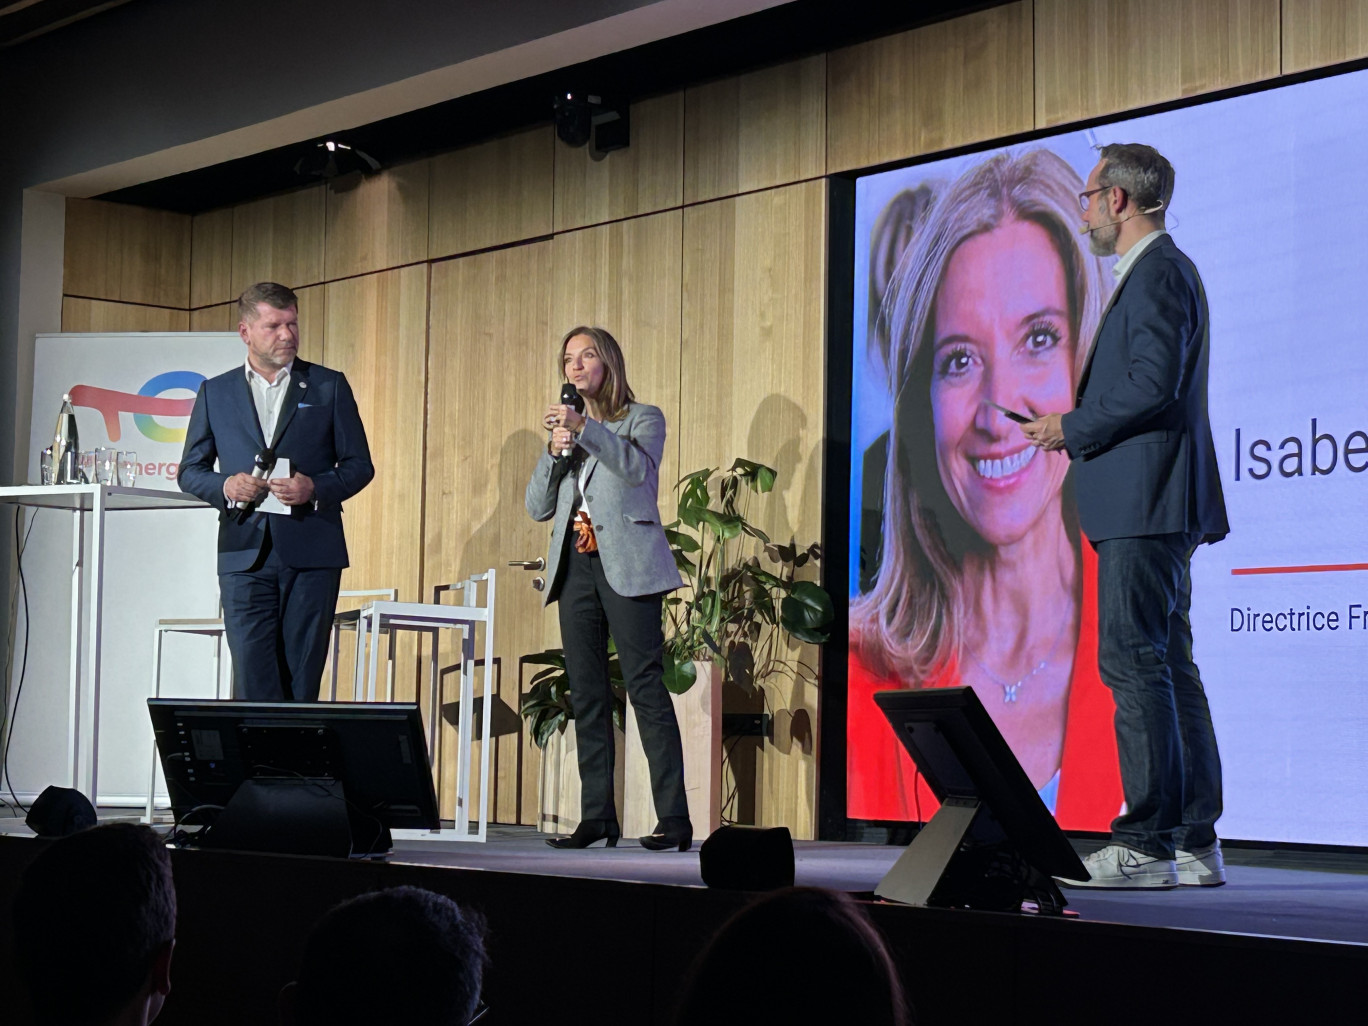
xmin=94 ymin=447 xmax=117 ymax=485
xmin=118 ymin=451 xmax=138 ymax=487
xmin=78 ymin=450 xmax=96 ymax=484
xmin=40 ymin=447 xmax=54 ymax=486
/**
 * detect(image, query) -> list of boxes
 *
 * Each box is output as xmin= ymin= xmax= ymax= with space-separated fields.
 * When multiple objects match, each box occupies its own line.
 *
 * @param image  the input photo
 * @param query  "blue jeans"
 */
xmin=1095 ymin=534 xmax=1223 ymax=858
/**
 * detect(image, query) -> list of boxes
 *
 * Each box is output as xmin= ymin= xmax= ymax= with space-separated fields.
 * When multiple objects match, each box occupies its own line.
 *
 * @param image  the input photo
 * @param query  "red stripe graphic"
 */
xmin=68 ymin=384 xmax=195 ymax=442
xmin=1231 ymin=563 xmax=1368 ymax=575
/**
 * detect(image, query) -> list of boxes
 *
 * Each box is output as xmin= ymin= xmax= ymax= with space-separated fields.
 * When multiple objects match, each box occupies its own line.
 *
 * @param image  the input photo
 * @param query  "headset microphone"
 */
xmin=1078 ymin=199 xmax=1166 ymax=235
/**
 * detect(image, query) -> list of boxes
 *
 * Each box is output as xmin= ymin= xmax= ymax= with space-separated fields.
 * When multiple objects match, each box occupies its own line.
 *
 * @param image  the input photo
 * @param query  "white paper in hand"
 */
xmin=257 ymin=457 xmax=292 ymax=515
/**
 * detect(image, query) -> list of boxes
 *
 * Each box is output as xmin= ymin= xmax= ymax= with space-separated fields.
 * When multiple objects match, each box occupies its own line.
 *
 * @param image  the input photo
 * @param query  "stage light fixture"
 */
xmin=293 ymin=139 xmax=382 ymax=180
xmin=553 ymin=92 xmax=630 ymax=155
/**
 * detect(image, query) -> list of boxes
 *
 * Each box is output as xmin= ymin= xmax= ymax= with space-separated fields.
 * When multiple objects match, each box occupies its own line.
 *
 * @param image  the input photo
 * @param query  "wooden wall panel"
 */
xmin=63 ymin=198 xmax=191 ymax=308
xmin=190 ymin=208 xmax=235 ymax=308
xmin=1035 ymin=0 xmax=1280 ymax=127
xmin=294 ymin=285 xmax=326 ymax=364
xmin=680 ymin=182 xmax=826 ymax=838
xmin=827 ymin=3 xmax=1033 ymax=173
xmin=553 ymin=93 xmax=685 ymax=233
xmin=61 ymin=298 xmax=189 ymax=332
xmin=189 ymin=304 xmax=235 ymax=331
xmin=427 ymin=242 xmax=555 ymax=825
xmin=231 ymin=186 xmax=326 ymax=294
xmin=324 ymin=161 xmax=430 ymax=281
xmin=321 ymin=266 xmax=428 ymax=623
xmin=550 ymin=210 xmax=684 ymax=515
xmin=684 ymin=55 xmax=827 ymax=204
xmin=1283 ymin=0 xmax=1368 ymax=72
xmin=429 ymin=126 xmax=554 ymax=259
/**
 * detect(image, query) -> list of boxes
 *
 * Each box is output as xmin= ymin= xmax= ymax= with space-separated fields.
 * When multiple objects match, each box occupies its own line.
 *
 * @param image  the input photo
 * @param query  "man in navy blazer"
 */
xmin=179 ymin=283 xmax=374 ymax=701
xmin=1024 ymin=145 xmax=1229 ymax=890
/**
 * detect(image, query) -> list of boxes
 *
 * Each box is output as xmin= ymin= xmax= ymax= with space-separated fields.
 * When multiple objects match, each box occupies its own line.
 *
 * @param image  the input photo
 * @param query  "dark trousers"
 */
xmin=1095 ymin=533 xmax=1223 ymax=858
xmin=219 ymin=527 xmax=342 ymax=702
xmin=557 ymin=544 xmax=687 ymax=823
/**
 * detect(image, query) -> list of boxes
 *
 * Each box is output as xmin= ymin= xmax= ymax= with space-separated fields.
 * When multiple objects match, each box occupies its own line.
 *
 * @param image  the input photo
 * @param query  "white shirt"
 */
xmin=222 ymin=358 xmax=294 ymax=508
xmin=245 ymin=357 xmax=294 ymax=444
xmin=1112 ymin=228 xmax=1168 ymax=285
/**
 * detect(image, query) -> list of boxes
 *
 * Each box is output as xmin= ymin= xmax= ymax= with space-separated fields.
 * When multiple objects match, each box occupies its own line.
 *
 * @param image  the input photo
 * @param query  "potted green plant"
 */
xmin=662 ymin=458 xmax=834 ymax=694
xmin=520 ymin=643 xmax=624 ymax=750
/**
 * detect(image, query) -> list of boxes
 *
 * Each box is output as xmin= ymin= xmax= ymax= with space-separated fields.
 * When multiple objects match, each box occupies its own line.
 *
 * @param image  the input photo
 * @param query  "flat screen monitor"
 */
xmin=148 ymin=700 xmax=439 ymax=856
xmin=841 ymin=65 xmax=1368 ymax=847
xmin=874 ymin=686 xmax=1086 ymax=901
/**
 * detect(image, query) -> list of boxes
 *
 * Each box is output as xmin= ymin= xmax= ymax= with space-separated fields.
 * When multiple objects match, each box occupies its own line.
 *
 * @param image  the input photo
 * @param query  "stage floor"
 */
xmin=401 ymin=827 xmax=1368 ymax=945
xmin=7 ymin=812 xmax=1364 ymax=947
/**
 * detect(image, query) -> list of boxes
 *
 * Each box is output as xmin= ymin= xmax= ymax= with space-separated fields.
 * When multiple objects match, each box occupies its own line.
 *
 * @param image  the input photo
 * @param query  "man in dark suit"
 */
xmin=1024 ymin=144 xmax=1229 ymax=889
xmin=179 ymin=282 xmax=374 ymax=701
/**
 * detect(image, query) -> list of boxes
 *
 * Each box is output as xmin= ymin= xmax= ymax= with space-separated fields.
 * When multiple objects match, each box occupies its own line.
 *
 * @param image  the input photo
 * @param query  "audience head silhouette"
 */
xmin=282 ymin=885 xmax=488 ymax=1026
xmin=675 ymin=887 xmax=912 ymax=1025
xmin=12 ymin=822 xmax=177 ymax=1026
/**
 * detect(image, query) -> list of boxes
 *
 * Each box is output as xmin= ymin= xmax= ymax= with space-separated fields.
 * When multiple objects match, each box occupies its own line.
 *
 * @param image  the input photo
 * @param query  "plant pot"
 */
xmin=622 ymin=660 xmax=722 ymax=841
xmin=537 ymin=718 xmax=625 ymax=834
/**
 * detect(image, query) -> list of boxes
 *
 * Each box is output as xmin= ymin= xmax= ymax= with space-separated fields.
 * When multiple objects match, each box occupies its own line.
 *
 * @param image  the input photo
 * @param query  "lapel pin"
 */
xmin=299 ymin=380 xmax=307 ymax=390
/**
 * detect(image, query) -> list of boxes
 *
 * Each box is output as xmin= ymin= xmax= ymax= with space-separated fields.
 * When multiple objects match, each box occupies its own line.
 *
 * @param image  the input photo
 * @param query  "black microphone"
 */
xmin=558 ymin=384 xmax=584 ymax=459
xmin=235 ymin=448 xmax=276 ymax=520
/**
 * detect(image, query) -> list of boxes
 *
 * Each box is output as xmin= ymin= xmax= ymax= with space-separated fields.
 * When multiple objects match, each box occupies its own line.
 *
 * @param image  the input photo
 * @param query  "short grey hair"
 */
xmin=238 ymin=282 xmax=298 ymax=323
xmin=1097 ymin=143 xmax=1174 ymax=218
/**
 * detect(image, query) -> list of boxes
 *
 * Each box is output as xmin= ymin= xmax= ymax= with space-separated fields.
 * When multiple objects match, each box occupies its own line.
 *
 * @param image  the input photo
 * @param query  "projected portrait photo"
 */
xmin=848 ymin=148 xmax=1123 ymax=828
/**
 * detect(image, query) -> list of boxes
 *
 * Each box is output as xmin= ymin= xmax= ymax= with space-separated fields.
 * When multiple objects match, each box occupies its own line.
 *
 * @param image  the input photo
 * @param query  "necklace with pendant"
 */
xmin=968 ymin=627 xmax=1067 ymax=703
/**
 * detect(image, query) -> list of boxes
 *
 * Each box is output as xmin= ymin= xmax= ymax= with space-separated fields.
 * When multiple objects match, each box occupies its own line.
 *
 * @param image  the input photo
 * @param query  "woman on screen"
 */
xmin=849 ymin=149 xmax=1123 ymax=829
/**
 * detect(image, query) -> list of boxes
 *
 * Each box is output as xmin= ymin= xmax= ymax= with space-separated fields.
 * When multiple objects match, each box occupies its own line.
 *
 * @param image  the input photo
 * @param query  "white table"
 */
xmin=0 ymin=484 xmax=210 ymax=804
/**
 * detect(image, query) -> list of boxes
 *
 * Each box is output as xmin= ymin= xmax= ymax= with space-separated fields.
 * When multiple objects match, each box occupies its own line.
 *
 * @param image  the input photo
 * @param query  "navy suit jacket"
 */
xmin=178 ymin=360 xmax=375 ymax=573
xmin=1061 ymin=234 xmax=1229 ymax=544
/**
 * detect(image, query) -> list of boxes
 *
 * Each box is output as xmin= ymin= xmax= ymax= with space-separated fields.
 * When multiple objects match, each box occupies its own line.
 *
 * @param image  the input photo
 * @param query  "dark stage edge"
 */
xmin=3 ymin=819 xmax=1366 ymax=1024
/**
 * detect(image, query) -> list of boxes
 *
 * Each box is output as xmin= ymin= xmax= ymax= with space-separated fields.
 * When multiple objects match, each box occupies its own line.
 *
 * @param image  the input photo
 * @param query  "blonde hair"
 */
xmin=852 ymin=149 xmax=1112 ymax=682
xmin=559 ymin=326 xmax=634 ymax=422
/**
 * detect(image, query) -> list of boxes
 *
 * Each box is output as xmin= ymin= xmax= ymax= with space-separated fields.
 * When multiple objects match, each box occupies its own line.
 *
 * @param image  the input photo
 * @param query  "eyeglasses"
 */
xmin=1078 ymin=185 xmax=1113 ymax=212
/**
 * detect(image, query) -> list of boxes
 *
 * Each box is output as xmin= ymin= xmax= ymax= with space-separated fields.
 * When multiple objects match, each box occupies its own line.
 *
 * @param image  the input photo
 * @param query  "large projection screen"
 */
xmin=845 ymin=68 xmax=1368 ymax=846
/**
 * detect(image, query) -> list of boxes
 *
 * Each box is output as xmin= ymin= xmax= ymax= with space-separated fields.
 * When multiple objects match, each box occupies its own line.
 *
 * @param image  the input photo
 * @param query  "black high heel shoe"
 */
xmin=639 ymin=816 xmax=692 ymax=852
xmin=546 ymin=818 xmax=620 ymax=849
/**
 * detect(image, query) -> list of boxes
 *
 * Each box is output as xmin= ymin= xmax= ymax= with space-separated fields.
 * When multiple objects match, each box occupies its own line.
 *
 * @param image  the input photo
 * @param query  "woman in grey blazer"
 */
xmin=526 ymin=326 xmax=690 ymax=851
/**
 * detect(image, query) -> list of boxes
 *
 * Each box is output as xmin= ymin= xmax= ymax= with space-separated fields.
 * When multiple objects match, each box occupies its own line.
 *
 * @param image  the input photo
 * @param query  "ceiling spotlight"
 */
xmin=293 ymin=140 xmax=381 ymax=179
xmin=553 ymin=92 xmax=630 ymax=156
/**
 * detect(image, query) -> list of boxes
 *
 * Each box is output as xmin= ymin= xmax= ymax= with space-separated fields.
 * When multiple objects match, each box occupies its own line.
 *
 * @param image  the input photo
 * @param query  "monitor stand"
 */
xmin=199 ymin=778 xmax=356 ymax=858
xmin=875 ymin=797 xmax=1071 ymax=915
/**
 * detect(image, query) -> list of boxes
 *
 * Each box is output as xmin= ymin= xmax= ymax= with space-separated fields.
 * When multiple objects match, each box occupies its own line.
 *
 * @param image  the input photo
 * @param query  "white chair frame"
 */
xmin=325 ymin=587 xmax=400 ymax=701
xmin=351 ymin=569 xmax=496 ymax=842
xmin=144 ymin=614 xmax=232 ymax=822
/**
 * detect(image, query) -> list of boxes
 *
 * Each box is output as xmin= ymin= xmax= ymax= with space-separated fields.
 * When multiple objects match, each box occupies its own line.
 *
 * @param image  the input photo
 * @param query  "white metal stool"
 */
xmin=325 ymin=587 xmax=399 ymax=701
xmin=144 ymin=614 xmax=232 ymax=821
xmin=352 ymin=569 xmax=496 ymax=841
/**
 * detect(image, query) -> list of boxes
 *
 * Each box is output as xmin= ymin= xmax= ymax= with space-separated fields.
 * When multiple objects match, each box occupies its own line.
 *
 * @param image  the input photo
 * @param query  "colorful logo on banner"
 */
xmin=68 ymin=371 xmax=202 ymax=443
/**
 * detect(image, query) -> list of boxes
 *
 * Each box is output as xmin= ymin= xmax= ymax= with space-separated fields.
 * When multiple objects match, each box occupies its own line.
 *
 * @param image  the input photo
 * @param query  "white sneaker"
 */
xmin=1175 ymin=841 xmax=1226 ymax=886
xmin=1055 ymin=843 xmax=1178 ymax=889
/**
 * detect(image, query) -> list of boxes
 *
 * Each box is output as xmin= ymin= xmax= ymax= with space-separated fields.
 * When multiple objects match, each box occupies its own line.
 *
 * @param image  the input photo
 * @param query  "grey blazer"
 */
xmin=1062 ymin=234 xmax=1229 ymax=544
xmin=525 ymin=402 xmax=683 ymax=605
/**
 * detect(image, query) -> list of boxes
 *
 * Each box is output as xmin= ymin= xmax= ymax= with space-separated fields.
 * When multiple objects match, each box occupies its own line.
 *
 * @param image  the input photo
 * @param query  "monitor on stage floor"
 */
xmin=148 ymin=700 xmax=439 ymax=857
xmin=872 ymin=686 xmax=1086 ymax=910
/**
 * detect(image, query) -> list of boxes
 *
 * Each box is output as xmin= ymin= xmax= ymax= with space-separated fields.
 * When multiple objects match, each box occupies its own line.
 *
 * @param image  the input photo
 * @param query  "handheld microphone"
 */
xmin=235 ymin=448 xmax=276 ymax=518
xmin=558 ymin=384 xmax=584 ymax=459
